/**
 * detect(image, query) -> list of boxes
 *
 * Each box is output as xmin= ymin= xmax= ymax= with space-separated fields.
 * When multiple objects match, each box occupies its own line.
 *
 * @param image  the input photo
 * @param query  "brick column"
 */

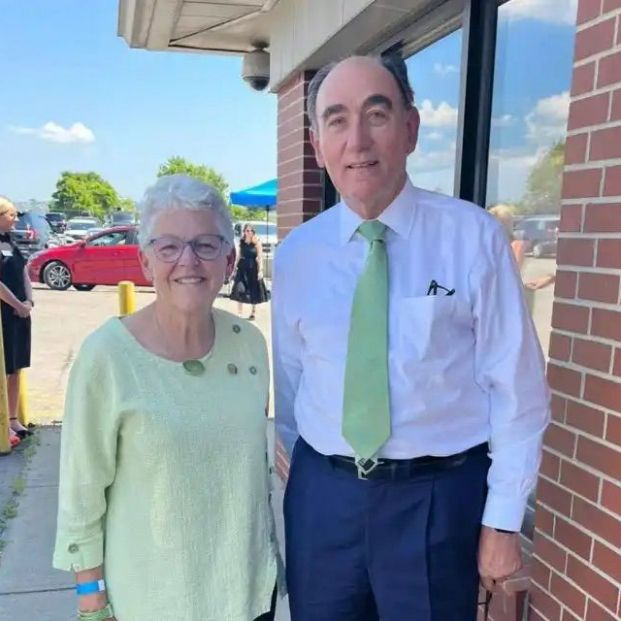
xmin=529 ymin=2 xmax=621 ymax=620
xmin=273 ymin=71 xmax=326 ymax=481
xmin=276 ymin=71 xmax=325 ymax=239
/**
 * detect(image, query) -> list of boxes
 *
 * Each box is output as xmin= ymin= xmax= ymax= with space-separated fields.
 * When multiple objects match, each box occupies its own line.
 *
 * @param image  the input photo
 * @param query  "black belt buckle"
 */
xmin=355 ymin=456 xmax=382 ymax=480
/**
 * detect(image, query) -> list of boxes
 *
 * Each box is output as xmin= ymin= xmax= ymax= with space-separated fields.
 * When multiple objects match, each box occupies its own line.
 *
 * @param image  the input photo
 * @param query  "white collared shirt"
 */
xmin=272 ymin=178 xmax=550 ymax=530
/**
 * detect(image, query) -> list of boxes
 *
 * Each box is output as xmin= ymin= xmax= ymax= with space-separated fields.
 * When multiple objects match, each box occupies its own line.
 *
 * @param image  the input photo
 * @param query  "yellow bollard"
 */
xmin=118 ymin=281 xmax=136 ymax=317
xmin=0 ymin=316 xmax=11 ymax=454
xmin=17 ymin=369 xmax=29 ymax=427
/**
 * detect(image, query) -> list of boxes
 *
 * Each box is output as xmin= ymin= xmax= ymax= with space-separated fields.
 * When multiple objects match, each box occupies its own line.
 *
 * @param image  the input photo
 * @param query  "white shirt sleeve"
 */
xmin=272 ymin=248 xmax=303 ymax=457
xmin=470 ymin=225 xmax=551 ymax=531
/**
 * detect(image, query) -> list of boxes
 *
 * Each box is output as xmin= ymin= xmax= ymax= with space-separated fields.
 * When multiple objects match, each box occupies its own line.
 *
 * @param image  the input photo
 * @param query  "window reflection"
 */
xmin=405 ymin=29 xmax=462 ymax=196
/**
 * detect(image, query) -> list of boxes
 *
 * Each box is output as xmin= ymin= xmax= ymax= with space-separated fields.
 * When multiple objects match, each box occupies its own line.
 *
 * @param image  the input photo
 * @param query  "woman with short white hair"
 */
xmin=54 ymin=174 xmax=281 ymax=621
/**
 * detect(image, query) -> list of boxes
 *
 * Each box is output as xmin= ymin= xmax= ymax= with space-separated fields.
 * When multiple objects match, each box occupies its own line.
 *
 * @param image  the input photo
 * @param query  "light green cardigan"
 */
xmin=53 ymin=308 xmax=280 ymax=620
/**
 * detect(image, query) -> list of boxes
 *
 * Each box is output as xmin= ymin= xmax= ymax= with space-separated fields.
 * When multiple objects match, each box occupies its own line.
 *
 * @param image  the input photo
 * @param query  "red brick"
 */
xmin=550 ymin=572 xmax=587 ymax=618
xmin=545 ymin=422 xmax=578 ymax=457
xmin=557 ymin=238 xmax=595 ymax=266
xmin=552 ymin=301 xmax=590 ymax=333
xmin=592 ymin=541 xmax=621 ymax=583
xmin=559 ymin=460 xmax=600 ymax=502
xmin=584 ymin=374 xmax=621 ymax=413
xmin=567 ymin=555 xmax=619 ymax=612
xmin=612 ymin=89 xmax=621 ymax=121
xmin=278 ymin=155 xmax=318 ymax=177
xmin=606 ymin=412 xmax=621 ymax=443
xmin=531 ymin=557 xmax=552 ymax=590
xmin=575 ymin=18 xmax=616 ymax=61
xmin=572 ymin=336 xmax=613 ymax=371
xmin=577 ymin=0 xmax=602 ymax=24
xmin=614 ymin=348 xmax=621 ymax=377
xmin=571 ymin=62 xmax=596 ymax=97
xmin=601 ymin=480 xmax=621 ymax=516
xmin=537 ymin=477 xmax=573 ymax=516
xmin=529 ymin=583 xmax=562 ymax=621
xmin=597 ymin=50 xmax=621 ymax=88
xmin=604 ymin=0 xmax=621 ymax=12
xmin=560 ymin=204 xmax=583 ymax=232
xmin=548 ymin=363 xmax=583 ymax=399
xmin=561 ymin=609 xmax=581 ymax=621
xmin=584 ymin=203 xmax=621 ymax=232
xmin=577 ymin=272 xmax=620 ymax=303
xmin=586 ymin=599 xmax=618 ymax=621
xmin=551 ymin=394 xmax=568 ymax=424
xmin=591 ymin=308 xmax=621 ymax=340
xmin=589 ymin=126 xmax=621 ymax=160
xmin=534 ymin=504 xmax=556 ymax=537
xmin=597 ymin=239 xmax=621 ymax=269
xmin=566 ymin=399 xmax=606 ymax=437
xmin=527 ymin=607 xmax=548 ymax=621
xmin=554 ymin=271 xmax=578 ymax=299
xmin=555 ymin=516 xmax=593 ymax=560
xmin=604 ymin=165 xmax=621 ymax=196
xmin=549 ymin=332 xmax=572 ymax=362
xmin=565 ymin=134 xmax=589 ymax=165
xmin=562 ymin=168 xmax=603 ymax=199
xmin=568 ymin=93 xmax=610 ymax=130
xmin=541 ymin=449 xmax=562 ymax=480
xmin=573 ymin=495 xmax=621 ymax=548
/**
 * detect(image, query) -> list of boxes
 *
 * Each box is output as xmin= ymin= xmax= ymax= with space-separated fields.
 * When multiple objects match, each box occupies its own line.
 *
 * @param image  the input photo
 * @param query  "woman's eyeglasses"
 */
xmin=148 ymin=234 xmax=229 ymax=263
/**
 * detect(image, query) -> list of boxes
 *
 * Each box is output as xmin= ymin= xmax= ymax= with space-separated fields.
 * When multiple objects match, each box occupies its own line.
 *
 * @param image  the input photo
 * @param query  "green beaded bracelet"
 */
xmin=77 ymin=603 xmax=114 ymax=621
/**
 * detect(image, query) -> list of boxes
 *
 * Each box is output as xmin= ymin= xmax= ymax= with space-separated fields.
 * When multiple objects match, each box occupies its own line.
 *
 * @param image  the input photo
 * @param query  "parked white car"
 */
xmin=65 ymin=217 xmax=101 ymax=241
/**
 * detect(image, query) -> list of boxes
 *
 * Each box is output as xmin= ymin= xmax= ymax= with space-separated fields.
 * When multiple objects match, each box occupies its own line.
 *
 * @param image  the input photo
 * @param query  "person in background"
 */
xmin=0 ymin=196 xmax=34 ymax=449
xmin=273 ymin=54 xmax=550 ymax=620
xmin=230 ymin=223 xmax=270 ymax=320
xmin=526 ymin=274 xmax=555 ymax=290
xmin=488 ymin=204 xmax=528 ymax=270
xmin=54 ymin=175 xmax=281 ymax=621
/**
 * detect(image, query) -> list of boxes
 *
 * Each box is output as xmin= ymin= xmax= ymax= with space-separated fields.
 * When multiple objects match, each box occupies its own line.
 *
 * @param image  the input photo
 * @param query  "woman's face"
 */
xmin=140 ymin=208 xmax=235 ymax=315
xmin=0 ymin=205 xmax=18 ymax=233
xmin=243 ymin=227 xmax=254 ymax=238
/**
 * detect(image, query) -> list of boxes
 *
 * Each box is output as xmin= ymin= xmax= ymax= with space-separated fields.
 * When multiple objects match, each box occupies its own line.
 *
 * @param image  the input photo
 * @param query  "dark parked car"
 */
xmin=45 ymin=211 xmax=67 ymax=233
xmin=514 ymin=214 xmax=559 ymax=258
xmin=12 ymin=212 xmax=52 ymax=257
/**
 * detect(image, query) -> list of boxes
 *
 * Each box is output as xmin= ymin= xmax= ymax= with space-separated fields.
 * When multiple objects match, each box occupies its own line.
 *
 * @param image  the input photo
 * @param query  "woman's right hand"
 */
xmin=14 ymin=302 xmax=31 ymax=318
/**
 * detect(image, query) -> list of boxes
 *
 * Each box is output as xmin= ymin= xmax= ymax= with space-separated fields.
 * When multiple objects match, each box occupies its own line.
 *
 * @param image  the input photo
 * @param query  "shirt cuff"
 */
xmin=481 ymin=490 xmax=528 ymax=532
xmin=53 ymin=532 xmax=104 ymax=572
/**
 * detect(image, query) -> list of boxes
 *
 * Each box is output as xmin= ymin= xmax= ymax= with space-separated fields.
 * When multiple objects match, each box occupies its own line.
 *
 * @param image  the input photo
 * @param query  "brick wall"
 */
xmin=529 ymin=1 xmax=621 ymax=620
xmin=276 ymin=71 xmax=324 ymax=239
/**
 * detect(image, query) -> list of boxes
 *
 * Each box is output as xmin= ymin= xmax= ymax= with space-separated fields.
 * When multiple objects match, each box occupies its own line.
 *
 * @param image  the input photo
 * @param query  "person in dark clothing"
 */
xmin=0 ymin=197 xmax=34 ymax=448
xmin=230 ymin=224 xmax=269 ymax=320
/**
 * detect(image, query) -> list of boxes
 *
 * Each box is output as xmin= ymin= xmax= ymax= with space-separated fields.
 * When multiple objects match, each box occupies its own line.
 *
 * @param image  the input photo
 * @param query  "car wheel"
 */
xmin=73 ymin=284 xmax=95 ymax=291
xmin=42 ymin=261 xmax=72 ymax=291
xmin=532 ymin=243 xmax=544 ymax=258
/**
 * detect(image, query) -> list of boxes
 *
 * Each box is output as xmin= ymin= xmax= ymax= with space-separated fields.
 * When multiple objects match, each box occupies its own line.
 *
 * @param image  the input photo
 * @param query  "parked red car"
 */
xmin=27 ymin=226 xmax=151 ymax=291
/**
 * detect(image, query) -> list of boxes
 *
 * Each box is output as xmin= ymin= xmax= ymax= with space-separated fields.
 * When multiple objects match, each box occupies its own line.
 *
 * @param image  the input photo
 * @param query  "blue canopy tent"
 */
xmin=230 ymin=178 xmax=277 ymax=208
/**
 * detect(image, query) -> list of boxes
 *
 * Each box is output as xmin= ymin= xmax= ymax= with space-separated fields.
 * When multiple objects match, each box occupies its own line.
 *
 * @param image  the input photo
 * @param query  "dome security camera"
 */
xmin=242 ymin=47 xmax=270 ymax=91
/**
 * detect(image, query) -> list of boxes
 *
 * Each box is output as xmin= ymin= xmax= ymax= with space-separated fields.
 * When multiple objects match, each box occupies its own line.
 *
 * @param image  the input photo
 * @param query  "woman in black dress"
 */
xmin=0 ymin=197 xmax=34 ymax=448
xmin=230 ymin=224 xmax=269 ymax=320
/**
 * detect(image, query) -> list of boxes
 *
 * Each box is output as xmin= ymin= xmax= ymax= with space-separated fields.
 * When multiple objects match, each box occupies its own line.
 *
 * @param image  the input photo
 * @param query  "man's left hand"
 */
xmin=478 ymin=526 xmax=522 ymax=591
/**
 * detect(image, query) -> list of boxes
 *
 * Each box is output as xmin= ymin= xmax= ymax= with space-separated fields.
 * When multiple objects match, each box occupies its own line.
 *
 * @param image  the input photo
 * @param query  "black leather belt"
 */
xmin=325 ymin=442 xmax=489 ymax=480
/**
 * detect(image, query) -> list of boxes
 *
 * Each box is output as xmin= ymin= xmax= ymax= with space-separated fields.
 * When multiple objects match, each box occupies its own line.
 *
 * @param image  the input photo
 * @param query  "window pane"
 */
xmin=405 ymin=29 xmax=462 ymax=195
xmin=486 ymin=0 xmax=577 ymax=359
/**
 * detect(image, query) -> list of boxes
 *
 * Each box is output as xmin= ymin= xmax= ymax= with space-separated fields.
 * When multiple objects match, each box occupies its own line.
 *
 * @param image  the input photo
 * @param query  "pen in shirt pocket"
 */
xmin=426 ymin=280 xmax=456 ymax=296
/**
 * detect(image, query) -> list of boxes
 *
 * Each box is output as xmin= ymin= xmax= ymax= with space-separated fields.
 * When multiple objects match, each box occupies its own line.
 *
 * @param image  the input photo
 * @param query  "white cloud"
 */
xmin=433 ymin=62 xmax=459 ymax=77
xmin=524 ymin=91 xmax=570 ymax=144
xmin=9 ymin=121 xmax=95 ymax=144
xmin=408 ymin=141 xmax=457 ymax=174
xmin=418 ymin=99 xmax=459 ymax=128
xmin=425 ymin=131 xmax=444 ymax=141
xmin=492 ymin=114 xmax=515 ymax=128
xmin=501 ymin=0 xmax=577 ymax=25
xmin=487 ymin=147 xmax=547 ymax=203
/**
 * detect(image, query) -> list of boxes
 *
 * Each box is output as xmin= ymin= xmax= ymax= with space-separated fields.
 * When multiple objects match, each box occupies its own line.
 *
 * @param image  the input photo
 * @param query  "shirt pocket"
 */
xmin=397 ymin=295 xmax=471 ymax=364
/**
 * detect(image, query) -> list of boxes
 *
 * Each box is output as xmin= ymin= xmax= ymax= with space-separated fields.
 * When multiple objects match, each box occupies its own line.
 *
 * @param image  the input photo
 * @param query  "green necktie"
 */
xmin=342 ymin=220 xmax=391 ymax=462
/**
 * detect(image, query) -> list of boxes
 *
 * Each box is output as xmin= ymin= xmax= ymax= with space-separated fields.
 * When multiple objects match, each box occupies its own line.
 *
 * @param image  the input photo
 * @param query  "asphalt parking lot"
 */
xmin=26 ymin=256 xmax=555 ymax=425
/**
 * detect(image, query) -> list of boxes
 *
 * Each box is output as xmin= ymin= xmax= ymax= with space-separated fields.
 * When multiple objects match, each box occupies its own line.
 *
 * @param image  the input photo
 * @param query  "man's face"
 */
xmin=311 ymin=57 xmax=420 ymax=216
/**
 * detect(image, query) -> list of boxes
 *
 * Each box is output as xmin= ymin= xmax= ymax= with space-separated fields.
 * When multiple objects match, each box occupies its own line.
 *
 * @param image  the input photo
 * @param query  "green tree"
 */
xmin=518 ymin=140 xmax=565 ymax=215
xmin=52 ymin=172 xmax=120 ymax=219
xmin=157 ymin=156 xmax=229 ymax=200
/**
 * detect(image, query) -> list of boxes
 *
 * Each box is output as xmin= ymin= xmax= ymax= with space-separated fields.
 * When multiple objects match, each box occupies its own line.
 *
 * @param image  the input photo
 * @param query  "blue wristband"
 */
xmin=76 ymin=579 xmax=106 ymax=596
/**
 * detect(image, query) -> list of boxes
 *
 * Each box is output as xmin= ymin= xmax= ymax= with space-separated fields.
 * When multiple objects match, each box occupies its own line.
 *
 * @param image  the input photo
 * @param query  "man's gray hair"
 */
xmin=307 ymin=54 xmax=415 ymax=130
xmin=137 ymin=174 xmax=234 ymax=248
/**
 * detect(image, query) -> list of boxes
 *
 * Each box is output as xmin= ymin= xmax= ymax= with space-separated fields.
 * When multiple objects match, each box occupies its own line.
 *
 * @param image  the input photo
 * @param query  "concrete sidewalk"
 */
xmin=0 ymin=425 xmax=290 ymax=621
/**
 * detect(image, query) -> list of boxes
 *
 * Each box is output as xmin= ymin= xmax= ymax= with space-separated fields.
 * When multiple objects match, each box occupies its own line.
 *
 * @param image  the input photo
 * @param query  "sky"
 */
xmin=1 ymin=0 xmax=577 ymax=206
xmin=0 ymin=0 xmax=277 ymax=203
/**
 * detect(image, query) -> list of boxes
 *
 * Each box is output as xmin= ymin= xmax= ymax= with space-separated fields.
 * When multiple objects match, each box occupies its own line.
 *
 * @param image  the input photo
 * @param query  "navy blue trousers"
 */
xmin=284 ymin=439 xmax=490 ymax=621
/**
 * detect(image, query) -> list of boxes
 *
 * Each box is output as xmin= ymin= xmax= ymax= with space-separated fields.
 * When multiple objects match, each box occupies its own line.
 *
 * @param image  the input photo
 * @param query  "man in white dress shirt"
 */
xmin=272 ymin=54 xmax=550 ymax=621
